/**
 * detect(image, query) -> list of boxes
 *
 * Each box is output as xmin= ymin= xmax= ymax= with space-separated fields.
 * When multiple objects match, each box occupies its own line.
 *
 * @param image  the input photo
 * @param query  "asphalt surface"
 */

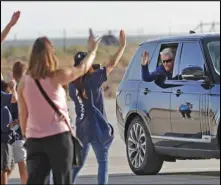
xmin=8 ymin=100 xmax=220 ymax=184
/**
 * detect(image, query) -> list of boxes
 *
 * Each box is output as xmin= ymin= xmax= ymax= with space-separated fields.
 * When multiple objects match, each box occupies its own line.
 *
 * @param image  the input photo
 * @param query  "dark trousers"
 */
xmin=25 ymin=132 xmax=73 ymax=185
xmin=181 ymin=110 xmax=192 ymax=118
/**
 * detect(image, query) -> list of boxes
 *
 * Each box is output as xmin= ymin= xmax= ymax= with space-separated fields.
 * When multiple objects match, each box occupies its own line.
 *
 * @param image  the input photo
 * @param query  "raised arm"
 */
xmin=141 ymin=51 xmax=160 ymax=82
xmin=1 ymin=11 xmax=20 ymax=43
xmin=54 ymin=36 xmax=101 ymax=86
xmin=105 ymin=30 xmax=126 ymax=76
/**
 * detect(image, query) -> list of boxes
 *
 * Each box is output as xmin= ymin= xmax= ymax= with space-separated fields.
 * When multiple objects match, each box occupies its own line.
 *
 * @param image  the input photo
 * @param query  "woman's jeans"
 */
xmin=72 ymin=140 xmax=109 ymax=185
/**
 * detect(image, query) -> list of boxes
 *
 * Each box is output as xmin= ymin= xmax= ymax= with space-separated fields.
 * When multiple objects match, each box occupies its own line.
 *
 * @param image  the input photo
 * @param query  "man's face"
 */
xmin=161 ymin=54 xmax=174 ymax=72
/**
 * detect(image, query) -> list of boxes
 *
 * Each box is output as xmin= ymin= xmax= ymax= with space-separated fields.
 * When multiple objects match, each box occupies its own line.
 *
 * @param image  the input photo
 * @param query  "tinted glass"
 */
xmin=178 ymin=42 xmax=205 ymax=77
xmin=127 ymin=43 xmax=158 ymax=80
xmin=207 ymin=41 xmax=220 ymax=75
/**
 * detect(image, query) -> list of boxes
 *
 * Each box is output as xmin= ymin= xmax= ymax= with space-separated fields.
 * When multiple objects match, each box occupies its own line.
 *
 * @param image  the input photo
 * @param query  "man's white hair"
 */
xmin=160 ymin=48 xmax=175 ymax=59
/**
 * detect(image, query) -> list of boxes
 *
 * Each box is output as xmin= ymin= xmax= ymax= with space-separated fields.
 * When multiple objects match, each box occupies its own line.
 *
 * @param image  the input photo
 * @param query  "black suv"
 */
xmin=116 ymin=33 xmax=220 ymax=175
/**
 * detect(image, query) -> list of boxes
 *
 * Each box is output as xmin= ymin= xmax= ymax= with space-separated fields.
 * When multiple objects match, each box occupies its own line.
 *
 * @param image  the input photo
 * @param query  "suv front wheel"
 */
xmin=126 ymin=116 xmax=164 ymax=175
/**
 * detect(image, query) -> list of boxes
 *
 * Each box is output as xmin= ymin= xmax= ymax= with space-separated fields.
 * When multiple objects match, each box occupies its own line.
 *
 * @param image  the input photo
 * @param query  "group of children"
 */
xmin=1 ymin=61 xmax=28 ymax=185
xmin=1 ymin=11 xmax=28 ymax=185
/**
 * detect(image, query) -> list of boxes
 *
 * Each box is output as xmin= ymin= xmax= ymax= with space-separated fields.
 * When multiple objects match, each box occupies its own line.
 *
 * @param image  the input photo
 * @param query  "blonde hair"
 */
xmin=27 ymin=37 xmax=58 ymax=79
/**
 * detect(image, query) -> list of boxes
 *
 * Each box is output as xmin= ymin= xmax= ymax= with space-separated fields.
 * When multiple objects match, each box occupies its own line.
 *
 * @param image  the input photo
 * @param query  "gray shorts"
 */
xmin=1 ymin=142 xmax=15 ymax=172
xmin=11 ymin=140 xmax=27 ymax=163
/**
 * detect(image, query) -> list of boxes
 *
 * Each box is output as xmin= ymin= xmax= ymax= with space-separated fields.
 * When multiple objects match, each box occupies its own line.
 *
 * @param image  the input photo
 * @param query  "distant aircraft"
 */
xmin=89 ymin=28 xmax=119 ymax=46
xmin=189 ymin=30 xmax=196 ymax=34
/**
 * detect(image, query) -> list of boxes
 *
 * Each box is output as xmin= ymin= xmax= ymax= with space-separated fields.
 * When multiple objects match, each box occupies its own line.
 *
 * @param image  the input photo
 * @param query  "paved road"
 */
xmin=9 ymin=100 xmax=220 ymax=184
xmin=8 ymin=171 xmax=221 ymax=184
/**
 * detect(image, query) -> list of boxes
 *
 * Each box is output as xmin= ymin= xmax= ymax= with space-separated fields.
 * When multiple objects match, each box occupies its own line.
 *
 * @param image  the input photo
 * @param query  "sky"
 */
xmin=1 ymin=1 xmax=220 ymax=40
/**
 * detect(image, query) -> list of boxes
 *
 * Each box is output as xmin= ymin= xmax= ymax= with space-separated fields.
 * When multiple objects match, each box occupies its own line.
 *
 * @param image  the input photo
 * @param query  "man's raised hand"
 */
xmin=141 ymin=51 xmax=150 ymax=66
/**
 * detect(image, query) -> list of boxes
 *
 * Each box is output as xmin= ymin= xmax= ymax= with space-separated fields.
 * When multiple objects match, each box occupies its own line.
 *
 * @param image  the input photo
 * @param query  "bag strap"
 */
xmin=34 ymin=80 xmax=73 ymax=135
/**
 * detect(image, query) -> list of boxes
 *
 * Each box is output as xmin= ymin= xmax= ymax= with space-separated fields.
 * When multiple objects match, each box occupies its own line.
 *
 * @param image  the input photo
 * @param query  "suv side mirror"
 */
xmin=181 ymin=66 xmax=207 ymax=81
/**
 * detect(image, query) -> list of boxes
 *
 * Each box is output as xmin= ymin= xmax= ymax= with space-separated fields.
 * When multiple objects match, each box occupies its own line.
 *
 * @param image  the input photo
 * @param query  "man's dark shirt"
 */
xmin=142 ymin=64 xmax=181 ymax=83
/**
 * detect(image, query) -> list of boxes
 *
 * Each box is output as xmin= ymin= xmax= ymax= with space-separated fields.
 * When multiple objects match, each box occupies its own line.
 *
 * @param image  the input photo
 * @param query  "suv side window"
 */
xmin=176 ymin=42 xmax=206 ymax=79
xmin=127 ymin=43 xmax=158 ymax=80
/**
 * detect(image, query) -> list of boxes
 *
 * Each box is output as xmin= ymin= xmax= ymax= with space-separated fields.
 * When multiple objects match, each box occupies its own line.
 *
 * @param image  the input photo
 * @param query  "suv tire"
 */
xmin=126 ymin=116 xmax=164 ymax=175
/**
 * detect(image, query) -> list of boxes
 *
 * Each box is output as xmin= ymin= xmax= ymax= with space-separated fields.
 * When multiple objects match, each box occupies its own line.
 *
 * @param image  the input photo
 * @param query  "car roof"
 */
xmin=140 ymin=33 xmax=220 ymax=45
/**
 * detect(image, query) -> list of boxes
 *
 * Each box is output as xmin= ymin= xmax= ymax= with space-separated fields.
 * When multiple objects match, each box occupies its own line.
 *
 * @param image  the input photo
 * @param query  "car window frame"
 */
xmin=122 ymin=46 xmax=141 ymax=81
xmin=174 ymin=40 xmax=212 ymax=84
xmin=126 ymin=42 xmax=158 ymax=81
xmin=202 ymin=37 xmax=220 ymax=84
xmin=206 ymin=41 xmax=220 ymax=75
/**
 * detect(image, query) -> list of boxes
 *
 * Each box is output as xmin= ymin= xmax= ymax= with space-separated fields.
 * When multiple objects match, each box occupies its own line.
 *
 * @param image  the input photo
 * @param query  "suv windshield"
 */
xmin=207 ymin=40 xmax=220 ymax=75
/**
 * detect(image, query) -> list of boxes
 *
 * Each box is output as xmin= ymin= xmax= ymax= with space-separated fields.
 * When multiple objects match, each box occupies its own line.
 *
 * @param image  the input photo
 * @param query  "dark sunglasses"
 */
xmin=162 ymin=59 xmax=173 ymax=64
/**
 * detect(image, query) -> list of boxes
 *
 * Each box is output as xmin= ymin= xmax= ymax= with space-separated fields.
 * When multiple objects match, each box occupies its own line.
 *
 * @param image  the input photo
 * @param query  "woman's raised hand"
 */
xmin=88 ymin=35 xmax=101 ymax=53
xmin=8 ymin=11 xmax=21 ymax=27
xmin=119 ymin=30 xmax=126 ymax=48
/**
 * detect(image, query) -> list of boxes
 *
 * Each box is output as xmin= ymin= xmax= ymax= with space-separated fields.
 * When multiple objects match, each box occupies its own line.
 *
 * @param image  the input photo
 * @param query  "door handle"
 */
xmin=173 ymin=89 xmax=183 ymax=96
xmin=162 ymin=91 xmax=172 ymax=94
xmin=141 ymin=88 xmax=150 ymax=95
